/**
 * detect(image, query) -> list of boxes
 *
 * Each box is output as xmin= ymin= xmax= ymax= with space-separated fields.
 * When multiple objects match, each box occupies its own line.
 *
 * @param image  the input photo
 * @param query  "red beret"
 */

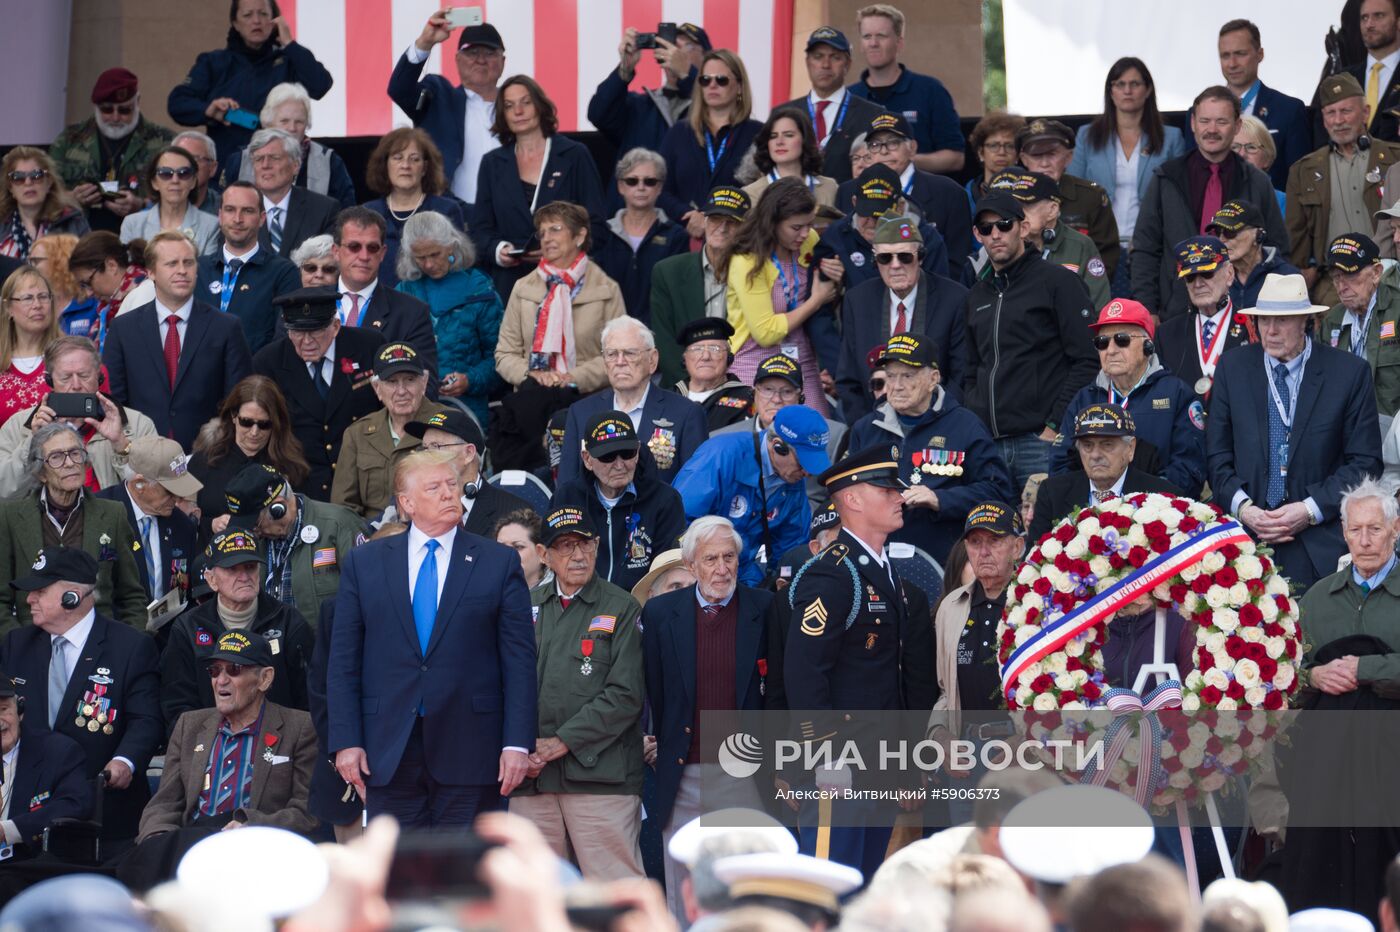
xmin=91 ymin=68 xmax=139 ymax=105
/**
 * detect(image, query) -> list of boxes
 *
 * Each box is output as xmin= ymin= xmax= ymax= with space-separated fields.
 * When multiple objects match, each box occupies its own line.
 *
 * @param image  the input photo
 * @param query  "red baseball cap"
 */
xmin=91 ymin=68 xmax=139 ymax=105
xmin=1089 ymin=298 xmax=1155 ymax=339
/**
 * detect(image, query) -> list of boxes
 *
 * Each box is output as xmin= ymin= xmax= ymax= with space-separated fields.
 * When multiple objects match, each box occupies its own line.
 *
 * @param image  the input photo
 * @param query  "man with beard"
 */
xmin=1345 ymin=0 xmax=1400 ymax=143
xmin=50 ymin=69 xmax=172 ymax=233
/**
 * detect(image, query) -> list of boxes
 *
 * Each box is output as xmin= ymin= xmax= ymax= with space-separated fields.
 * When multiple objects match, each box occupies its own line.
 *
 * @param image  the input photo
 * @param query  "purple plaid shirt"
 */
xmin=196 ymin=704 xmax=266 ymax=818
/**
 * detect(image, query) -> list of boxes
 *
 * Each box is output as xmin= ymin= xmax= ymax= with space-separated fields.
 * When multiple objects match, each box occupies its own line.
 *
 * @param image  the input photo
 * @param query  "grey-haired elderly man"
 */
xmin=248 ymin=128 xmax=339 ymax=259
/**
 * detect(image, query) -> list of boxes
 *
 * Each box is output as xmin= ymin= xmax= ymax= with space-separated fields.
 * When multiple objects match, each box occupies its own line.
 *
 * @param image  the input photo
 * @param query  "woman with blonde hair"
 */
xmin=28 ymin=234 xmax=95 ymax=334
xmin=0 ymin=266 xmax=62 ymax=425
xmin=0 ymin=147 xmax=89 ymax=260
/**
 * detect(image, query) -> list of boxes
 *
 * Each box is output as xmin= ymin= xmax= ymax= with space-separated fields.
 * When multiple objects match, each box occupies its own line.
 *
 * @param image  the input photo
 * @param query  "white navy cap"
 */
xmin=998 ymin=785 xmax=1153 ymax=884
xmin=1288 ymin=908 xmax=1375 ymax=931
xmin=666 ymin=808 xmax=798 ymax=868
xmin=712 ymin=852 xmax=862 ymax=913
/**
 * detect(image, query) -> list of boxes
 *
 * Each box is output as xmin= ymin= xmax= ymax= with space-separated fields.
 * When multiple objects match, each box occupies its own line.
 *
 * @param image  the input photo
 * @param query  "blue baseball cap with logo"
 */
xmin=772 ymin=406 xmax=831 ymax=476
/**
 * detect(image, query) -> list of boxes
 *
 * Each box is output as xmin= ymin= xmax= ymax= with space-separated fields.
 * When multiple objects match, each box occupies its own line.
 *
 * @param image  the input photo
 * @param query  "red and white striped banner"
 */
xmin=280 ymin=0 xmax=794 ymax=137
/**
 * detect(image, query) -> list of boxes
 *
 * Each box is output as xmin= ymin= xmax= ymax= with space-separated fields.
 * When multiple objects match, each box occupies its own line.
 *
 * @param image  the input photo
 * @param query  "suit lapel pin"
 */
xmin=464 ymin=554 xmax=474 ymax=563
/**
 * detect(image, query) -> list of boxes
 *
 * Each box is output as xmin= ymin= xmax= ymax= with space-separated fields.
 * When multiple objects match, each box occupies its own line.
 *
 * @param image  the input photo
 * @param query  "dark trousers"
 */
xmin=369 ymin=719 xmax=505 ymax=828
xmin=114 ymin=812 xmax=234 ymax=892
xmin=797 ymin=794 xmax=894 ymax=882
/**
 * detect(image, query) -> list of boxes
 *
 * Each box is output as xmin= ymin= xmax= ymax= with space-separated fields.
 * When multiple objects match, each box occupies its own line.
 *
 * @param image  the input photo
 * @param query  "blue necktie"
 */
xmin=413 ymin=540 xmax=440 ymax=655
xmin=139 ymin=516 xmax=159 ymax=594
xmin=268 ymin=207 xmax=284 ymax=252
xmin=1201 ymin=318 xmax=1216 ymax=347
xmin=1266 ymin=362 xmax=1290 ymax=509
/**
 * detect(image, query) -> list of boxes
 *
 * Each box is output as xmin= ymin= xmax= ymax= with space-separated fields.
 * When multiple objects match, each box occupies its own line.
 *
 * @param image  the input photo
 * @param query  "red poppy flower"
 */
xmin=339 ymin=358 xmax=354 ymax=375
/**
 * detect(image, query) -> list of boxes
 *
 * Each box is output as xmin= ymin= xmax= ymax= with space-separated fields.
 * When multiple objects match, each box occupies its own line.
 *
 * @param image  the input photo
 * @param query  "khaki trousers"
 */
xmin=510 ymin=792 xmax=645 ymax=880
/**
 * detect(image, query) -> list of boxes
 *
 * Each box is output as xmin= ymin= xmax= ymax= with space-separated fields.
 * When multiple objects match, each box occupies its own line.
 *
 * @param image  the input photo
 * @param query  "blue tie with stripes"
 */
xmin=1266 ymin=362 xmax=1290 ymax=508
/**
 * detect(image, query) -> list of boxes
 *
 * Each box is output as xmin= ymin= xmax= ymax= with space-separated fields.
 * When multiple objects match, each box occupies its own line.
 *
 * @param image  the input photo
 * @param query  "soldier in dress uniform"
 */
xmin=251 ymin=287 xmax=387 ymax=500
xmin=673 ymin=318 xmax=754 ymax=431
xmin=784 ymin=444 xmax=912 ymax=877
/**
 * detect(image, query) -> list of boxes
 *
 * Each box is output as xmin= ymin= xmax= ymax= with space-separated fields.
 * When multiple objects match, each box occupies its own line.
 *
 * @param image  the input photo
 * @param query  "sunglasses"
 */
xmin=596 ymin=448 xmax=639 ymax=464
xmin=98 ymin=103 xmax=136 ymax=116
xmin=155 ymin=166 xmax=196 ymax=181
xmin=975 ymin=218 xmax=1017 ymax=236
xmin=622 ymin=176 xmax=661 ymax=188
xmin=206 ymin=662 xmax=253 ymax=679
xmin=300 ymin=262 xmax=338 ymax=276
xmin=875 ymin=251 xmax=917 ymax=266
xmin=7 ymin=169 xmax=48 ymax=184
xmin=1092 ymin=332 xmax=1146 ymax=350
xmin=236 ymin=416 xmax=272 ymax=430
xmin=869 ymin=377 xmax=887 ymax=392
xmin=698 ymin=74 xmax=733 ymax=87
xmin=340 ymin=241 xmax=383 ymax=255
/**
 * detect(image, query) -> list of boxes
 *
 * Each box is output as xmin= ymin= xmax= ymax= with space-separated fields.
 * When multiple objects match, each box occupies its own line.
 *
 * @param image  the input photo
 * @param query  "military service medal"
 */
xmin=580 ymin=638 xmax=595 ymax=676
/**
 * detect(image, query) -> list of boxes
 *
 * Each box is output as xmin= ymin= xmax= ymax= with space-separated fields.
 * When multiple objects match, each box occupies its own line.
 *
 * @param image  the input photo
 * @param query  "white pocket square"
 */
xmin=270 ymin=754 xmax=290 ymax=765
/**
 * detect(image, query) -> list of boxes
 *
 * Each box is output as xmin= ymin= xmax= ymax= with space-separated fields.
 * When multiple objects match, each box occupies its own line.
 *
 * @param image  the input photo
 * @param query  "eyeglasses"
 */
xmin=595 ymin=448 xmax=639 ymax=464
xmin=1111 ymin=80 xmax=1146 ymax=92
xmin=339 ymin=241 xmax=383 ymax=255
xmin=1230 ymin=142 xmax=1263 ymax=155
xmin=754 ymin=384 xmax=800 ymax=401
xmin=867 ymin=139 xmax=903 ymax=154
xmin=622 ymin=176 xmax=661 ymax=188
xmin=1214 ymin=227 xmax=1249 ymax=240
xmin=875 ymin=251 xmax=917 ymax=266
xmin=698 ymin=74 xmax=732 ymax=87
xmin=549 ymin=537 xmax=599 ymax=555
xmin=422 ymin=440 xmax=467 ymax=452
xmin=981 ymin=141 xmax=1017 ymax=153
xmin=975 ymin=219 xmax=1018 ymax=236
xmin=603 ymin=348 xmax=647 ymax=363
xmin=205 ymin=662 xmax=253 ymax=679
xmin=236 ymin=416 xmax=272 ymax=430
xmin=6 ymin=292 xmax=53 ymax=306
xmin=98 ymin=103 xmax=136 ymax=116
xmin=300 ymin=262 xmax=338 ymax=276
xmin=76 ymin=270 xmax=98 ymax=292
xmin=684 ymin=343 xmax=727 ymax=358
xmin=7 ymin=169 xmax=48 ymax=184
xmin=1092 ymin=332 xmax=1148 ymax=351
xmin=869 ymin=377 xmax=887 ymax=392
xmin=155 ymin=166 xmax=196 ymax=181
xmin=44 ymin=448 xmax=88 ymax=468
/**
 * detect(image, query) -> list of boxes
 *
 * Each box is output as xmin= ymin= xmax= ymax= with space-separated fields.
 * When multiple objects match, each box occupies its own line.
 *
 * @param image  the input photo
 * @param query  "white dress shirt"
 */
xmin=1 ymin=741 xmax=18 ymax=845
xmin=403 ymin=44 xmax=500 ymax=203
xmin=1366 ymin=49 xmax=1400 ymax=117
xmin=889 ymin=285 xmax=918 ymax=335
xmin=336 ymin=277 xmax=379 ymax=326
xmin=407 ymin=523 xmax=455 ymax=606
xmin=223 ymin=242 xmax=259 ymax=267
xmin=308 ymin=337 xmax=339 ymax=387
xmin=807 ymin=87 xmax=848 ymax=148
xmin=153 ymin=296 xmax=194 ymax=346
xmin=126 ymin=487 xmax=162 ymax=594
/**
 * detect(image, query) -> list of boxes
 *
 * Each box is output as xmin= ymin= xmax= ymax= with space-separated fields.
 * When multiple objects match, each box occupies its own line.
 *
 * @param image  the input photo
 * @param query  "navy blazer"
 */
xmin=103 ymin=299 xmax=253 ymax=452
xmin=95 ymin=484 xmax=199 ymax=603
xmin=272 ymin=284 xmax=440 ymax=384
xmin=1207 ymin=341 xmax=1383 ymax=587
xmin=196 ymin=246 xmax=301 ymax=354
xmin=835 ymin=271 xmax=969 ymax=421
xmin=257 ymin=186 xmax=340 ymax=260
xmin=2 ymin=614 xmax=163 ymax=841
xmin=641 ymin=584 xmax=783 ymax=832
xmin=780 ymin=93 xmax=890 ymax=185
xmin=387 ymin=50 xmax=473 ymax=186
xmin=836 ymin=168 xmax=975 ymax=270
xmin=9 ymin=729 xmax=94 ymax=847
xmin=328 ymin=529 xmax=537 ymax=787
xmin=657 ymin=119 xmax=764 ymax=223
xmin=471 ymin=136 xmax=607 ymax=298
xmin=558 ymin=385 xmax=709 ymax=487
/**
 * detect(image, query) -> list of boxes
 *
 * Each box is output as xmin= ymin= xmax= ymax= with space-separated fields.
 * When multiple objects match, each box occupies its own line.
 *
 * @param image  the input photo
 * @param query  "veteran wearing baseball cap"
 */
xmin=1154 ymin=235 xmax=1260 ymax=400
xmin=1015 ymin=117 xmax=1121 ymax=277
xmin=1203 ymin=200 xmax=1297 ymax=312
xmin=1322 ymin=232 xmax=1400 ymax=416
xmin=824 ymin=164 xmax=956 ymax=287
xmin=96 ymin=435 xmax=202 ymax=604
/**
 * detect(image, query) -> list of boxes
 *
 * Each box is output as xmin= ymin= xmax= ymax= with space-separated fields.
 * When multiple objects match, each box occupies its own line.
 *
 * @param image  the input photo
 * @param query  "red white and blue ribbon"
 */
xmin=1000 ymin=519 xmax=1251 ymax=700
xmin=1079 ymin=680 xmax=1182 ymax=807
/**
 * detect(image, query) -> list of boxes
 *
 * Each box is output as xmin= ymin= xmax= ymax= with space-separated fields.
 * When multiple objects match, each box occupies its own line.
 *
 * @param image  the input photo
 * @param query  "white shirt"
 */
xmin=806 ymin=88 xmax=848 ymax=148
xmin=614 ymin=385 xmax=650 ymax=432
xmin=403 ymin=44 xmax=500 ymax=203
xmin=52 ymin=610 xmax=96 ymax=684
xmin=407 ymin=523 xmax=455 ymax=607
xmin=1089 ymin=470 xmax=1128 ymax=504
xmin=1112 ymin=140 xmax=1141 ymax=245
xmin=889 ymin=286 xmax=918 ymax=335
xmin=262 ymin=191 xmax=291 ymax=228
xmin=1 ymin=741 xmax=17 ymax=844
xmin=899 ymin=164 xmax=916 ymax=194
xmin=153 ymin=296 xmax=194 ymax=346
xmin=308 ymin=337 xmax=339 ymax=387
xmin=1366 ymin=49 xmax=1400 ymax=115
xmin=223 ymin=242 xmax=259 ymax=266
xmin=336 ymin=277 xmax=380 ymax=326
xmin=126 ymin=485 xmax=162 ymax=593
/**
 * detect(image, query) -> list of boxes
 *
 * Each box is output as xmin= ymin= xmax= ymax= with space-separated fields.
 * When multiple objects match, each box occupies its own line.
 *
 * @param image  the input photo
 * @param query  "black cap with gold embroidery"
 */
xmin=755 ymin=353 xmax=803 ymax=389
xmin=809 ymin=501 xmax=840 ymax=539
xmin=866 ymin=111 xmax=912 ymax=140
xmin=273 ymin=286 xmax=339 ymax=331
xmin=405 ymin=408 xmax=484 ymax=450
xmin=678 ymin=317 xmax=735 ymax=347
xmin=817 ymin=444 xmax=908 ymax=494
xmin=206 ymin=630 xmax=274 ymax=668
xmin=584 ymin=410 xmax=640 ymax=457
xmin=1072 ymin=402 xmax=1136 ymax=439
xmin=878 ymin=332 xmax=938 ymax=369
xmin=225 ymin=464 xmax=287 ymax=530
xmin=703 ymin=186 xmax=751 ymax=220
xmin=988 ymin=169 xmax=1059 ymax=203
xmin=964 ymin=501 xmax=1024 ymax=537
xmin=205 ymin=530 xmax=264 ymax=568
xmin=853 ymin=164 xmax=901 ymax=217
xmin=677 ymin=22 xmax=712 ymax=51
xmin=542 ymin=507 xmax=598 ymax=546
xmin=1174 ymin=236 xmax=1228 ymax=279
xmin=1327 ymin=232 xmax=1381 ymax=273
xmin=1206 ymin=200 xmax=1265 ymax=235
xmin=373 ymin=342 xmax=425 ymax=378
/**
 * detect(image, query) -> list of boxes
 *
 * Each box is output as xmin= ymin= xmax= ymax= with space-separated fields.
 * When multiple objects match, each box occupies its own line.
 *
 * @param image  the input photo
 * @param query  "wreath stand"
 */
xmin=1132 ymin=606 xmax=1236 ymax=895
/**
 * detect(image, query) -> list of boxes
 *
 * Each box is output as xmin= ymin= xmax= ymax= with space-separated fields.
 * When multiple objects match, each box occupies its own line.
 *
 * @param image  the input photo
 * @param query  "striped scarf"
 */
xmin=529 ymin=252 xmax=587 ymax=376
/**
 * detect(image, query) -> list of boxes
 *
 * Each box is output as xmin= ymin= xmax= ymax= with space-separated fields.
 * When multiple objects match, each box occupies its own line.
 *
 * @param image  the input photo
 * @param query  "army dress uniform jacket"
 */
xmin=1323 ymin=269 xmax=1400 ymax=418
xmin=517 ymin=575 xmax=645 ymax=797
xmin=252 ymin=325 xmax=388 ymax=500
xmin=1042 ymin=221 xmax=1110 ymax=314
xmin=331 ymin=398 xmax=448 ymax=518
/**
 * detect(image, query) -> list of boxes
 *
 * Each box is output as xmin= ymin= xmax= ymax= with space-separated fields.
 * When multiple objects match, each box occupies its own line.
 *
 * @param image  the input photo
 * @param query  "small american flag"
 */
xmin=588 ymin=615 xmax=617 ymax=634
xmin=1382 ymin=321 xmax=1396 ymax=340
xmin=312 ymin=547 xmax=337 ymax=568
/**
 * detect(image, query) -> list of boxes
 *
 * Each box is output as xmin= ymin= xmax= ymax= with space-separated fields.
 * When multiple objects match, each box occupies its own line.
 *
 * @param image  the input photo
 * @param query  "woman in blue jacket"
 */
xmin=1068 ymin=57 xmax=1185 ymax=296
xmin=471 ymin=76 xmax=606 ymax=300
xmin=167 ymin=0 xmax=333 ymax=172
xmin=395 ymin=211 xmax=504 ymax=428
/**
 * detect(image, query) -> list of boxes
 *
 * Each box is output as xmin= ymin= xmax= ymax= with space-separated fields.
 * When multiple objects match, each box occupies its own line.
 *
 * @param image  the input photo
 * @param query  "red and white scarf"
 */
xmin=531 ymin=253 xmax=587 ymax=376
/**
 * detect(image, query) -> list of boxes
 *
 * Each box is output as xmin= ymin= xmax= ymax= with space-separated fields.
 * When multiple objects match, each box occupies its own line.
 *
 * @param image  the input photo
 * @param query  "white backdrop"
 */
xmin=1004 ymin=1 xmax=1346 ymax=116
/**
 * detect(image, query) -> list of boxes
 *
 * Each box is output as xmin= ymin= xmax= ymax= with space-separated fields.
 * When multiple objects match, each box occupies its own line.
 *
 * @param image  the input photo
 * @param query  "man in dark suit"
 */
xmin=834 ymin=112 xmax=974 ymax=274
xmin=103 ymin=232 xmax=253 ymax=451
xmin=404 ymin=408 xmax=534 ymax=536
xmin=1208 ymin=273 xmax=1384 ymax=588
xmin=95 ymin=436 xmax=200 ymax=604
xmin=253 ymin=287 xmax=386 ymax=500
xmin=329 ymin=450 xmax=538 ymax=827
xmin=0 ymin=673 xmax=93 ymax=854
xmin=1028 ymin=404 xmax=1181 ymax=543
xmin=249 ymin=128 xmax=339 ymax=259
xmin=780 ymin=27 xmax=888 ymax=185
xmin=558 ymin=318 xmax=708 ymax=486
xmin=651 ymin=186 xmax=749 ymax=386
xmin=836 ymin=215 xmax=967 ymax=421
xmin=195 ymin=181 xmax=301 ymax=354
xmin=387 ymin=16 xmax=505 ymax=207
xmin=1156 ymin=236 xmax=1259 ymax=405
xmin=3 ymin=547 xmax=162 ymax=847
xmin=817 ymin=164 xmax=951 ymax=292
xmin=1215 ymin=19 xmax=1312 ymax=187
xmin=1346 ymin=0 xmax=1400 ymax=143
xmin=642 ymin=515 xmax=785 ymax=917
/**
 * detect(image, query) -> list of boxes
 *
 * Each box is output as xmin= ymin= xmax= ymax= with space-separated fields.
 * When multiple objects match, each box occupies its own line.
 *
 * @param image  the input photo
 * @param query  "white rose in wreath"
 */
xmin=1064 ymin=536 xmax=1089 ymax=559
xmin=1169 ymin=770 xmax=1194 ymax=789
xmin=1218 ymin=744 xmax=1244 ymax=767
xmin=1015 ymin=626 xmax=1037 ymax=647
xmin=1179 ymin=746 xmax=1206 ymax=769
xmin=1266 ymin=575 xmax=1289 ymax=596
xmin=1233 ymin=659 xmax=1262 ymax=689
xmin=1273 ymin=667 xmax=1296 ymax=690
xmin=1018 ymin=564 xmax=1040 ymax=585
xmin=1078 ymin=516 xmax=1102 ymax=536
xmin=1182 ymin=693 xmax=1202 ymax=712
xmin=1228 ymin=582 xmax=1249 ymax=605
xmin=1201 ymin=551 xmax=1226 ymax=574
xmin=1054 ymin=673 xmax=1076 ymax=692
xmin=1236 ymin=555 xmax=1263 ymax=578
xmin=1045 ymin=654 xmax=1069 ymax=675
xmin=1064 ymin=638 xmax=1087 ymax=657
xmin=1265 ymin=637 xmax=1286 ymax=660
xmin=1205 ymin=586 xmax=1230 ymax=609
xmin=1200 ymin=772 xmax=1227 ymax=793
xmin=1245 ymin=686 xmax=1267 ymax=707
xmin=1259 ymin=597 xmax=1279 ymax=622
xmin=1214 ymin=606 xmax=1239 ymax=632
xmin=1204 ymin=668 xmax=1230 ymax=692
xmin=1204 ymin=631 xmax=1227 ymax=655
xmin=1040 ymin=539 xmax=1063 ymax=560
xmin=1239 ymin=625 xmax=1264 ymax=643
xmin=1217 ymin=697 xmax=1239 ymax=711
xmin=1033 ymin=693 xmax=1059 ymax=712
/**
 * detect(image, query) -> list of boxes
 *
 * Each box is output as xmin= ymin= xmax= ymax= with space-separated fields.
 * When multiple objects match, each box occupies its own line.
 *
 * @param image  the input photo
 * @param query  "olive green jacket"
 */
xmin=1043 ymin=221 xmax=1111 ymax=313
xmin=48 ymin=116 xmax=173 ymax=196
xmin=1300 ymin=564 xmax=1400 ymax=694
xmin=0 ymin=493 xmax=147 ymax=634
xmin=515 ymin=574 xmax=644 ymax=796
xmin=1057 ymin=173 xmax=1121 ymax=278
xmin=330 ymin=399 xmax=446 ymax=518
xmin=285 ymin=497 xmax=367 ymax=631
xmin=1323 ymin=266 xmax=1400 ymax=417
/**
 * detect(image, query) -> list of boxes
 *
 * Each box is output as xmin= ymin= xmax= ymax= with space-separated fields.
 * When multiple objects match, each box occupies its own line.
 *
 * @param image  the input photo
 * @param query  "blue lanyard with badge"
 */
xmin=1239 ymin=81 xmax=1261 ymax=113
xmin=705 ymin=129 xmax=730 ymax=176
xmin=771 ymin=251 xmax=802 ymax=311
xmin=808 ymin=93 xmax=850 ymax=139
xmin=1267 ymin=351 xmax=1304 ymax=478
xmin=767 ymin=170 xmax=817 ymax=192
xmin=219 ymin=262 xmax=242 ymax=315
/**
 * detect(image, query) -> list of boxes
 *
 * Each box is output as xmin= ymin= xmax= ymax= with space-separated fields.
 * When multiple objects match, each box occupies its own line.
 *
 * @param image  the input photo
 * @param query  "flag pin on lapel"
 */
xmin=464 ymin=554 xmax=474 ymax=563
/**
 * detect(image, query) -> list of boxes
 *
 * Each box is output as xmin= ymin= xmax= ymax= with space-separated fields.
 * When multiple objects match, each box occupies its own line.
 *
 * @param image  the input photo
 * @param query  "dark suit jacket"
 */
xmin=258 ymin=186 xmax=340 ymax=259
xmin=1348 ymin=59 xmax=1400 ymax=143
xmin=463 ymin=481 xmax=536 ymax=537
xmin=251 ymin=326 xmax=387 ymax=501
xmin=103 ymin=299 xmax=253 ymax=451
xmin=641 ymin=584 xmax=785 ymax=831
xmin=1207 ymin=342 xmax=1383 ymax=586
xmin=2 ymin=614 xmax=163 ymax=841
xmin=308 ymin=599 xmax=360 ymax=825
xmin=835 ymin=271 xmax=969 ymax=421
xmin=328 ymin=530 xmax=538 ymax=787
xmin=837 ymin=168 xmax=975 ymax=267
xmin=9 ymin=730 xmax=94 ymax=847
xmin=137 ymin=701 xmax=318 ymax=840
xmin=1028 ymin=467 xmax=1182 ymax=544
xmin=196 ymin=247 xmax=301 ymax=354
xmin=386 ymin=49 xmax=473 ymax=184
xmin=95 ymin=484 xmax=199 ymax=604
xmin=650 ymin=251 xmax=708 ymax=387
xmin=558 ymin=385 xmax=709 ymax=486
xmin=272 ymin=284 xmax=440 ymax=386
xmin=780 ymin=92 xmax=889 ymax=184
xmin=0 ymin=256 xmax=23 ymax=286
xmin=1155 ymin=305 xmax=1256 ymax=400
